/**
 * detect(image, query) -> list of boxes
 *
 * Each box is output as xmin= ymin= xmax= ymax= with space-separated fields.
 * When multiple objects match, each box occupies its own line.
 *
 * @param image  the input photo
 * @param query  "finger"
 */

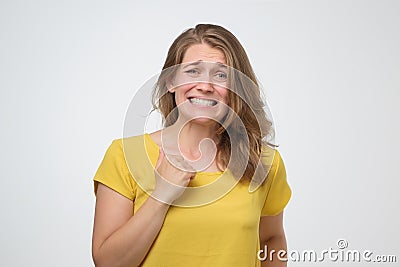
xmin=164 ymin=154 xmax=184 ymax=169
xmin=168 ymin=154 xmax=184 ymax=163
xmin=179 ymin=160 xmax=196 ymax=173
xmin=166 ymin=155 xmax=196 ymax=173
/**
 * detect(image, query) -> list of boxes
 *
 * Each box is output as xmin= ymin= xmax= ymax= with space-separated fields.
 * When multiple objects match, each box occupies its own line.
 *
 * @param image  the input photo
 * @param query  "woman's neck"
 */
xmin=164 ymin=117 xmax=220 ymax=162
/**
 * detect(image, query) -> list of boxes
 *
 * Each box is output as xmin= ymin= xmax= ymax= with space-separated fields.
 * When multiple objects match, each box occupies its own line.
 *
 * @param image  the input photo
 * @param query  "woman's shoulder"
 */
xmin=118 ymin=133 xmax=160 ymax=166
xmin=260 ymin=145 xmax=282 ymax=168
xmin=110 ymin=132 xmax=160 ymax=147
xmin=104 ymin=133 xmax=155 ymax=158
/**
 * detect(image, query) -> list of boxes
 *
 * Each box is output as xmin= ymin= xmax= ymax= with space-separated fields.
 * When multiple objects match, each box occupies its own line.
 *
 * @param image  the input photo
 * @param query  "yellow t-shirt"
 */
xmin=94 ymin=134 xmax=292 ymax=267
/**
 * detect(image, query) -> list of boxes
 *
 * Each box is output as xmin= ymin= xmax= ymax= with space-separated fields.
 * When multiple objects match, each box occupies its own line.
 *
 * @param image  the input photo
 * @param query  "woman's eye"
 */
xmin=185 ymin=69 xmax=200 ymax=75
xmin=215 ymin=72 xmax=227 ymax=80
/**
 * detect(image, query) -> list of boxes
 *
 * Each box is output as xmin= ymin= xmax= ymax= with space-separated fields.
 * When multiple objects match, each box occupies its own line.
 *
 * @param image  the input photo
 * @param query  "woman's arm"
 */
xmin=92 ymin=183 xmax=170 ymax=267
xmin=92 ymin=149 xmax=194 ymax=266
xmin=259 ymin=211 xmax=288 ymax=267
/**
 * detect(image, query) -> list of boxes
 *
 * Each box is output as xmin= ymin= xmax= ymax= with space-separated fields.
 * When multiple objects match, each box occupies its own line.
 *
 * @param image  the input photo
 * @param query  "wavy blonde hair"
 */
xmin=152 ymin=24 xmax=274 ymax=183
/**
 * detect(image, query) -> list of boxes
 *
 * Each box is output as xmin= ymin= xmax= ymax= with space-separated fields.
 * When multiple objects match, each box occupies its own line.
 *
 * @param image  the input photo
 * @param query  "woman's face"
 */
xmin=169 ymin=43 xmax=229 ymax=125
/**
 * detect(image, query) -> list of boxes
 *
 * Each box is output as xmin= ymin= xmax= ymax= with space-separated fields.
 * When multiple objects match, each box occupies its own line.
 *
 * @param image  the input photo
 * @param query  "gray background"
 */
xmin=0 ymin=0 xmax=399 ymax=266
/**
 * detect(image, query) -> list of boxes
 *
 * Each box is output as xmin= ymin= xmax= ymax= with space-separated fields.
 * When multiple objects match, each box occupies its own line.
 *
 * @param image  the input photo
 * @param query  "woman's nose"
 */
xmin=196 ymin=82 xmax=214 ymax=92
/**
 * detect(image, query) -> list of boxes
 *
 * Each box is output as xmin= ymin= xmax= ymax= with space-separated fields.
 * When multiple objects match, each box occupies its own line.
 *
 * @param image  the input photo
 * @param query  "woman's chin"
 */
xmin=178 ymin=105 xmax=227 ymax=125
xmin=191 ymin=117 xmax=218 ymax=125
xmin=179 ymin=112 xmax=226 ymax=126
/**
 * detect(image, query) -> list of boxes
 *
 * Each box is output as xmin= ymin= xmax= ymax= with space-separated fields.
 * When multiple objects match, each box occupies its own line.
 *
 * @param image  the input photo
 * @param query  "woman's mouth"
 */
xmin=188 ymin=97 xmax=218 ymax=107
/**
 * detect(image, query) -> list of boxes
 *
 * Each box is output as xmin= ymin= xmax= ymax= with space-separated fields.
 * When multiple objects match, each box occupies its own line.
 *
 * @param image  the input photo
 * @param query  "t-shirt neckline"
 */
xmin=144 ymin=133 xmax=225 ymax=176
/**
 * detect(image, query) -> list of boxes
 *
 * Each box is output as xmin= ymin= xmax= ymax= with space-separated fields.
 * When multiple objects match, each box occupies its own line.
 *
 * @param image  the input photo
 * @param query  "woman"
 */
xmin=92 ymin=24 xmax=291 ymax=267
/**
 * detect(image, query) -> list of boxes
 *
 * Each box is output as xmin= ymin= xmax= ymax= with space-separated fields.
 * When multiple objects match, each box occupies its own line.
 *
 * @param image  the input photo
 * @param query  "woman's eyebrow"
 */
xmin=215 ymin=63 xmax=227 ymax=69
xmin=181 ymin=61 xmax=228 ymax=71
xmin=182 ymin=60 xmax=202 ymax=69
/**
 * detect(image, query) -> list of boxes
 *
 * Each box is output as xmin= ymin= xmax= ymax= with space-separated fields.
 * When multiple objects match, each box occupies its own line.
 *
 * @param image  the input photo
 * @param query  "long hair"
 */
xmin=152 ymin=24 xmax=274 ymax=183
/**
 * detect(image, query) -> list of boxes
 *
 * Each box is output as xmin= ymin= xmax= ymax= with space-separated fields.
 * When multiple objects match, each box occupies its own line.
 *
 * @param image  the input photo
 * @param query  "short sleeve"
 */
xmin=261 ymin=150 xmax=292 ymax=216
xmin=93 ymin=139 xmax=136 ymax=200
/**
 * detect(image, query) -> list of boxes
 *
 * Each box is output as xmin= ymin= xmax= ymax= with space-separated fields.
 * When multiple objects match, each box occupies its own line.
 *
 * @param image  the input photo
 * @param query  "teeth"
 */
xmin=189 ymin=98 xmax=217 ymax=106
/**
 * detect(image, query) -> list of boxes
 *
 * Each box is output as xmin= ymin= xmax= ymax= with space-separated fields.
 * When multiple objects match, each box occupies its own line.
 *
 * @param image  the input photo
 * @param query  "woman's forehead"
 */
xmin=182 ymin=43 xmax=226 ymax=65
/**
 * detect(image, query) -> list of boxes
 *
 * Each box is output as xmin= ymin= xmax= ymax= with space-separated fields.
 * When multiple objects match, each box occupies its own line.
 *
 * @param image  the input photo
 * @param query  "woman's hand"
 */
xmin=152 ymin=149 xmax=196 ymax=204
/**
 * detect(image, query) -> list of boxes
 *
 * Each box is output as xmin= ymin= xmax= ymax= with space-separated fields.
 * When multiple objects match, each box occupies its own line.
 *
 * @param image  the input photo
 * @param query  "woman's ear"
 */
xmin=166 ymin=78 xmax=175 ymax=93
